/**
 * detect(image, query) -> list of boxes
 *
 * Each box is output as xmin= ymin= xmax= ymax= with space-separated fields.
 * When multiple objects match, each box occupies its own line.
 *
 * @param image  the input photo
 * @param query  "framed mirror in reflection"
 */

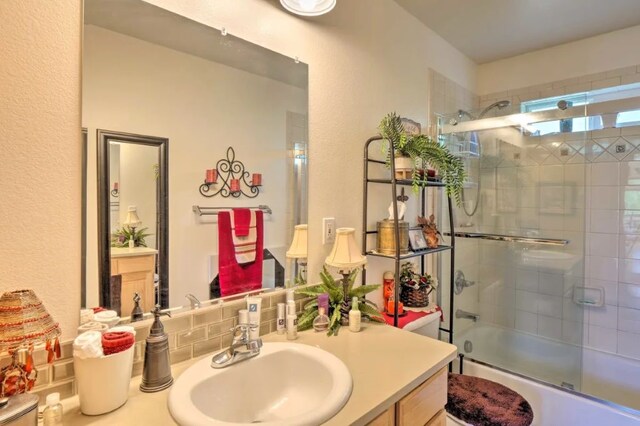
xmin=82 ymin=0 xmax=309 ymax=317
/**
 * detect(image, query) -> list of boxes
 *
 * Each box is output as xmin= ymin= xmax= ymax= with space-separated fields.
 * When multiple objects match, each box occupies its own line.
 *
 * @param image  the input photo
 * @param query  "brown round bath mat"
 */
xmin=447 ymin=373 xmax=534 ymax=426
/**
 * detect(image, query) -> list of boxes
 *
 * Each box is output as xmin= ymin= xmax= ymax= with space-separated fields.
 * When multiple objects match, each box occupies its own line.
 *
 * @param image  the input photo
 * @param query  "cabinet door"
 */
xmin=397 ymin=367 xmax=447 ymax=426
xmin=426 ymin=409 xmax=447 ymax=426
xmin=121 ymin=271 xmax=152 ymax=315
xmin=366 ymin=406 xmax=395 ymax=426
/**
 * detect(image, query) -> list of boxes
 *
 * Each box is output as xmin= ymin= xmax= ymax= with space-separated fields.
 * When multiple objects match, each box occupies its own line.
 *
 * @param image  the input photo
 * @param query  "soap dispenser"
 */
xmin=140 ymin=305 xmax=173 ymax=392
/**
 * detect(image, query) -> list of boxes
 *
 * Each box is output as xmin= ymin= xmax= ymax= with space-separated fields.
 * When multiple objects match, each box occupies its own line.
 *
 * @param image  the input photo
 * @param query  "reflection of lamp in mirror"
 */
xmin=0 ymin=289 xmax=61 ymax=402
xmin=286 ymin=224 xmax=308 ymax=284
xmin=325 ymin=228 xmax=367 ymax=318
xmin=123 ymin=205 xmax=142 ymax=248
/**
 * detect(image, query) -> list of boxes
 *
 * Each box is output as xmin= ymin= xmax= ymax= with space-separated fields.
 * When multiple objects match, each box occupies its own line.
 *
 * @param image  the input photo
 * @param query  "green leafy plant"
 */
xmin=378 ymin=112 xmax=466 ymax=205
xmin=399 ymin=262 xmax=437 ymax=295
xmin=111 ymin=226 xmax=151 ymax=248
xmin=296 ymin=266 xmax=384 ymax=336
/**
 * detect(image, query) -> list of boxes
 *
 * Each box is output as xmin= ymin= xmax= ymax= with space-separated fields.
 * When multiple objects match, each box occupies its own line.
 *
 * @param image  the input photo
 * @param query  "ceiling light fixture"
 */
xmin=280 ymin=0 xmax=336 ymax=16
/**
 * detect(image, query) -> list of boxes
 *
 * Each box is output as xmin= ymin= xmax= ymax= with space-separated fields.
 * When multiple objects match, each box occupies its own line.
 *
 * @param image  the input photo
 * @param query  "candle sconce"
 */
xmin=199 ymin=147 xmax=262 ymax=198
xmin=111 ymin=183 xmax=119 ymax=198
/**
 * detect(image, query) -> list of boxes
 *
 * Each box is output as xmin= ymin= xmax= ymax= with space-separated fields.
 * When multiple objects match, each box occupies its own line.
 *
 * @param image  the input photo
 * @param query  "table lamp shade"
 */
xmin=0 ymin=290 xmax=61 ymax=352
xmin=325 ymin=228 xmax=367 ymax=270
xmin=286 ymin=224 xmax=308 ymax=259
xmin=123 ymin=205 xmax=142 ymax=228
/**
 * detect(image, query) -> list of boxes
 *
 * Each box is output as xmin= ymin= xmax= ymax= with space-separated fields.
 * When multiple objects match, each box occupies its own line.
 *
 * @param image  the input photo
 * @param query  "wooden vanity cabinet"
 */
xmin=110 ymin=252 xmax=155 ymax=315
xmin=367 ymin=367 xmax=447 ymax=426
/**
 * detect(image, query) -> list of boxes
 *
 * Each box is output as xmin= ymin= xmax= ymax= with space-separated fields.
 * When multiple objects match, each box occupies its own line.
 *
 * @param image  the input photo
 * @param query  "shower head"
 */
xmin=479 ymin=100 xmax=511 ymax=118
xmin=458 ymin=109 xmax=475 ymax=120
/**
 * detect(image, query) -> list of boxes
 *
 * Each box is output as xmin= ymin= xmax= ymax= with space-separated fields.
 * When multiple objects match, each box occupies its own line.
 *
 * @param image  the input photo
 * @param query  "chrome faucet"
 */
xmin=456 ymin=309 xmax=480 ymax=322
xmin=454 ymin=270 xmax=475 ymax=295
xmin=210 ymin=324 xmax=262 ymax=369
xmin=185 ymin=293 xmax=201 ymax=310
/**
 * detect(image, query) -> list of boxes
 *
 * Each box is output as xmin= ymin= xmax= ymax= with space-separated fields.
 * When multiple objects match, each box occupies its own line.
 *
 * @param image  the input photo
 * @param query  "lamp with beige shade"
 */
xmin=123 ymin=206 xmax=142 ymax=249
xmin=325 ymin=228 xmax=367 ymax=324
xmin=286 ymin=224 xmax=308 ymax=284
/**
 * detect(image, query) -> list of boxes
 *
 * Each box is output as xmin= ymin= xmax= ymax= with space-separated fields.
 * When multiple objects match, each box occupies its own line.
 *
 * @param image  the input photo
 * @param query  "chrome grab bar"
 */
xmin=444 ymin=232 xmax=568 ymax=246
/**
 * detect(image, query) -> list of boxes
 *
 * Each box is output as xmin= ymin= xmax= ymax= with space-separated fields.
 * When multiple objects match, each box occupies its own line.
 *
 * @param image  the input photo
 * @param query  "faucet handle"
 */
xmin=230 ymin=323 xmax=258 ymax=337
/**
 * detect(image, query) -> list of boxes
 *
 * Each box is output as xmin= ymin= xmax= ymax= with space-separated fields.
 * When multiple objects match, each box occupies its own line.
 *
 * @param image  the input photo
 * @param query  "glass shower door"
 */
xmin=438 ymin=107 xmax=588 ymax=391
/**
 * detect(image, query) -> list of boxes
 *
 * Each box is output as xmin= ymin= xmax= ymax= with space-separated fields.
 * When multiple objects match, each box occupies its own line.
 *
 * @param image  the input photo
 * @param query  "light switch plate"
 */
xmin=323 ymin=217 xmax=336 ymax=245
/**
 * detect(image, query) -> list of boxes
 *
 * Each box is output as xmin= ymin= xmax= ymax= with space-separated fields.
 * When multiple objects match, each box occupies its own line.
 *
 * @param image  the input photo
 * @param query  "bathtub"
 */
xmin=451 ymin=324 xmax=640 ymax=425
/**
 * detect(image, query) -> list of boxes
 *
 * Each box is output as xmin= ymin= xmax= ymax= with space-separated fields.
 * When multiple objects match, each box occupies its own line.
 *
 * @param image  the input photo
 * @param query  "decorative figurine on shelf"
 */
xmin=418 ymin=214 xmax=441 ymax=249
xmin=398 ymin=262 xmax=438 ymax=308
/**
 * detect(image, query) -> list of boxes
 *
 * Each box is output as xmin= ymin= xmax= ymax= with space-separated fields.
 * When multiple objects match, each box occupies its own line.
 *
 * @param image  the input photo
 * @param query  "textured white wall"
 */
xmin=478 ymin=24 xmax=640 ymax=95
xmin=141 ymin=0 xmax=477 ymax=282
xmin=1 ymin=0 xmax=476 ymax=338
xmin=0 ymin=0 xmax=82 ymax=340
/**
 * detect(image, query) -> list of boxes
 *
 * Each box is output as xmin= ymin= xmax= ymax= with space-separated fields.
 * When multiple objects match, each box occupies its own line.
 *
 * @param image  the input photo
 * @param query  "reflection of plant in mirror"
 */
xmin=111 ymin=226 xmax=151 ymax=248
xmin=296 ymin=266 xmax=384 ymax=336
xmin=153 ymin=163 xmax=159 ymax=180
xmin=294 ymin=272 xmax=306 ymax=287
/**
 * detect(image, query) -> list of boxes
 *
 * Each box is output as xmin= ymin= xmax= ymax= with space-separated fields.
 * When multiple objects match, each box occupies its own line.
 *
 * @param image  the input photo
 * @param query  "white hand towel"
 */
xmin=77 ymin=321 xmax=108 ymax=335
xmin=73 ymin=330 xmax=104 ymax=359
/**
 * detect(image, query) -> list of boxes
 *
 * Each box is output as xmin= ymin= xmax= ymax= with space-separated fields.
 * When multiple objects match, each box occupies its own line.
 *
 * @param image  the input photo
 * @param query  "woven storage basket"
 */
xmin=400 ymin=283 xmax=431 ymax=307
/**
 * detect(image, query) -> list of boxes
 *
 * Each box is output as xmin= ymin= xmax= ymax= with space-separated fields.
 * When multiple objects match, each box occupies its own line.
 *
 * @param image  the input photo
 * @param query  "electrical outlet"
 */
xmin=323 ymin=217 xmax=336 ymax=245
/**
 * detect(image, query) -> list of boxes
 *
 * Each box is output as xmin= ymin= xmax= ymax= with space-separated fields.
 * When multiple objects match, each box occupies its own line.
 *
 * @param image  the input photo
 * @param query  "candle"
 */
xmin=113 ymin=182 xmax=119 ymax=190
xmin=387 ymin=300 xmax=404 ymax=315
xmin=230 ymin=179 xmax=240 ymax=193
xmin=252 ymin=173 xmax=262 ymax=186
xmin=206 ymin=169 xmax=217 ymax=184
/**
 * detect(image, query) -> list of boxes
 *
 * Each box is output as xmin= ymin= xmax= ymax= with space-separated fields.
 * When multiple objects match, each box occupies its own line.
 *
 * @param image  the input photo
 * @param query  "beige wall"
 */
xmin=478 ymin=24 xmax=640 ymax=95
xmin=0 ymin=0 xmax=82 ymax=340
xmin=1 ymin=0 xmax=476 ymax=338
xmin=141 ymin=0 xmax=477 ymax=282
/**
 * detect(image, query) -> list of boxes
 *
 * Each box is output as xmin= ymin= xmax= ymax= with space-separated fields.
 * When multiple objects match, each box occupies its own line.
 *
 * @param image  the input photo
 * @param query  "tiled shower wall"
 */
xmin=476 ymin=64 xmax=640 ymax=362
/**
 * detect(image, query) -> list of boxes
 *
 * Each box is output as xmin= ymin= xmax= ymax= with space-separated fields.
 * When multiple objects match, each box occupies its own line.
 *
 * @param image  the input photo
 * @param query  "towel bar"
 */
xmin=192 ymin=205 xmax=272 ymax=216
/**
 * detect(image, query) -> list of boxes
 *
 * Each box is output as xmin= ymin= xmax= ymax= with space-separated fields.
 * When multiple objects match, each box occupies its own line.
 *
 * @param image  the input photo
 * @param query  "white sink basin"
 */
xmin=168 ymin=342 xmax=352 ymax=425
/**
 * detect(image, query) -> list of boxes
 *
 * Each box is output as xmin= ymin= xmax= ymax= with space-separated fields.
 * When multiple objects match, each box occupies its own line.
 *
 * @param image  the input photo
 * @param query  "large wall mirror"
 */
xmin=82 ymin=0 xmax=309 ymax=316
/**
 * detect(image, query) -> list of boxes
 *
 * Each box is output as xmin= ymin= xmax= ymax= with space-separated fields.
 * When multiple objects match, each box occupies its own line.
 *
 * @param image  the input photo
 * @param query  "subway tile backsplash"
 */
xmin=2 ymin=290 xmax=310 ymax=405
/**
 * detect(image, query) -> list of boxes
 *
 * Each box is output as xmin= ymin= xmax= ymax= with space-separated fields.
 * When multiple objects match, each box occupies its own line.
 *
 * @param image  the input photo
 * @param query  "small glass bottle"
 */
xmin=42 ymin=392 xmax=63 ymax=426
xmin=313 ymin=307 xmax=330 ymax=332
xmin=349 ymin=297 xmax=362 ymax=332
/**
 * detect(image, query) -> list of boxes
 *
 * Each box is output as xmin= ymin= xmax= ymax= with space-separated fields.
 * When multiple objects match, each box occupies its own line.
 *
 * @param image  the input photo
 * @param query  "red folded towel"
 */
xmin=232 ymin=208 xmax=251 ymax=237
xmin=102 ymin=331 xmax=135 ymax=356
xmin=218 ymin=210 xmax=264 ymax=296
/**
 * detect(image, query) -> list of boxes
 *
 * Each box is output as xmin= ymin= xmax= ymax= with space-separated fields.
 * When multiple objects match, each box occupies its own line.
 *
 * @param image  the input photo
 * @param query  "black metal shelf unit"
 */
xmin=361 ymin=136 xmax=455 ymax=344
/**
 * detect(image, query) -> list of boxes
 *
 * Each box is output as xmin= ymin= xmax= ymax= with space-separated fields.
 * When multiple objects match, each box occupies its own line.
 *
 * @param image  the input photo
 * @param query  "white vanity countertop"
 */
xmin=60 ymin=323 xmax=457 ymax=425
xmin=110 ymin=247 xmax=158 ymax=258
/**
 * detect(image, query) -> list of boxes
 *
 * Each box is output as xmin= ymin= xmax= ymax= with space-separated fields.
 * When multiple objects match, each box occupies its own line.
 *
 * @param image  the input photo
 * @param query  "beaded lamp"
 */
xmin=0 ymin=290 xmax=61 ymax=396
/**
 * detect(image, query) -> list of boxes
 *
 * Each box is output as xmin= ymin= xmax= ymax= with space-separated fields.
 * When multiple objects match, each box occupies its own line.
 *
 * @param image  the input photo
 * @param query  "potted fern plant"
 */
xmin=296 ymin=266 xmax=384 ymax=336
xmin=378 ymin=112 xmax=466 ymax=205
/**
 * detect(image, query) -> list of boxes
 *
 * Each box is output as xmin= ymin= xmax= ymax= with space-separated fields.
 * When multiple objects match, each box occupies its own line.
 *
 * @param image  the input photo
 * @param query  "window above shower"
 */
xmin=521 ymin=82 xmax=640 ymax=135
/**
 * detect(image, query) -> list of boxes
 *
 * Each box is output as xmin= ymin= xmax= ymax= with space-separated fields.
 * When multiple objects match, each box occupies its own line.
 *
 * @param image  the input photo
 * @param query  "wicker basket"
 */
xmin=400 ymin=283 xmax=431 ymax=307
